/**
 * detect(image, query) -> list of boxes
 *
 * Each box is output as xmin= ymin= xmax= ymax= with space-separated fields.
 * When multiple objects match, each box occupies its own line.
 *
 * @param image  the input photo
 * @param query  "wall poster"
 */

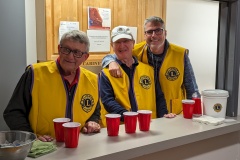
xmin=59 ymin=21 xmax=79 ymax=42
xmin=88 ymin=7 xmax=111 ymax=30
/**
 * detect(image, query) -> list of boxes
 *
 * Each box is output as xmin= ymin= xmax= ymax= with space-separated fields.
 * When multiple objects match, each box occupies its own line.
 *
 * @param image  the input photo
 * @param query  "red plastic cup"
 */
xmin=53 ymin=118 xmax=71 ymax=142
xmin=62 ymin=122 xmax=81 ymax=148
xmin=137 ymin=110 xmax=152 ymax=131
xmin=192 ymin=97 xmax=202 ymax=117
xmin=123 ymin=112 xmax=138 ymax=133
xmin=105 ymin=114 xmax=121 ymax=136
xmin=182 ymin=99 xmax=195 ymax=119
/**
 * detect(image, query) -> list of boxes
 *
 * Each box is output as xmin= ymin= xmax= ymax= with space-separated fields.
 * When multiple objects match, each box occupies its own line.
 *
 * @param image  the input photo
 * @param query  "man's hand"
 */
xmin=37 ymin=135 xmax=54 ymax=142
xmin=109 ymin=61 xmax=122 ymax=78
xmin=82 ymin=121 xmax=101 ymax=134
xmin=164 ymin=113 xmax=177 ymax=118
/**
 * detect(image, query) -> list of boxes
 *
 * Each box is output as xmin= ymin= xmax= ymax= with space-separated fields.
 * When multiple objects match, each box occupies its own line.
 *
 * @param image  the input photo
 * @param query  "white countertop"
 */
xmin=26 ymin=115 xmax=240 ymax=160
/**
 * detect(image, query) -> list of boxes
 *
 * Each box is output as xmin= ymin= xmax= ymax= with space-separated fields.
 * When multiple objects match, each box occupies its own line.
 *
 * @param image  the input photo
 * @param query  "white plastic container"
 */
xmin=202 ymin=89 xmax=229 ymax=118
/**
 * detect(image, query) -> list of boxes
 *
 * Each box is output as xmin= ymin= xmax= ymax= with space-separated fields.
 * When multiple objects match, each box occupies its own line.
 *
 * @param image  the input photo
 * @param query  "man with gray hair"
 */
xmin=102 ymin=16 xmax=200 ymax=115
xmin=4 ymin=30 xmax=101 ymax=142
xmin=100 ymin=26 xmax=174 ymax=126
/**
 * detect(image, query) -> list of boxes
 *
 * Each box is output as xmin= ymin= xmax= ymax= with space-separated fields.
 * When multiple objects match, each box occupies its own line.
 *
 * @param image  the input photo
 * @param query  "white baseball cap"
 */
xmin=111 ymin=26 xmax=133 ymax=42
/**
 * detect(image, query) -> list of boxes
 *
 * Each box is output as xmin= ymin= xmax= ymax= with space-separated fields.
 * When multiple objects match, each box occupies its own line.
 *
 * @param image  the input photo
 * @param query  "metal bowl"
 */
xmin=0 ymin=131 xmax=36 ymax=160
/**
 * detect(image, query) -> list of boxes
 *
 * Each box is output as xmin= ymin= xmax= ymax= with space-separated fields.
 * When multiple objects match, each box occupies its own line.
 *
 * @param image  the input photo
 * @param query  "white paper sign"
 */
xmin=59 ymin=21 xmax=79 ymax=42
xmin=128 ymin=27 xmax=138 ymax=43
xmin=87 ymin=30 xmax=110 ymax=52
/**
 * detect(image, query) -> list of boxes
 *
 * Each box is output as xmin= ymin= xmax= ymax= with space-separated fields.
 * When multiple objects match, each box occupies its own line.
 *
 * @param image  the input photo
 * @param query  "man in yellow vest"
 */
xmin=4 ymin=30 xmax=101 ymax=142
xmin=100 ymin=26 xmax=175 ymax=126
xmin=102 ymin=16 xmax=200 ymax=115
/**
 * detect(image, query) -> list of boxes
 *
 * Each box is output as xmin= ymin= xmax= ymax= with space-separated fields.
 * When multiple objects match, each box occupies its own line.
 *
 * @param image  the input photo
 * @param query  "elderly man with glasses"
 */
xmin=100 ymin=26 xmax=175 ymax=127
xmin=102 ymin=16 xmax=200 ymax=115
xmin=4 ymin=30 xmax=101 ymax=142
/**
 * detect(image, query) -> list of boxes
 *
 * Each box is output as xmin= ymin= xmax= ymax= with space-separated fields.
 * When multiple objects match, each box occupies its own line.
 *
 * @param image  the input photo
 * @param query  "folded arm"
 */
xmin=102 ymin=54 xmax=122 ymax=78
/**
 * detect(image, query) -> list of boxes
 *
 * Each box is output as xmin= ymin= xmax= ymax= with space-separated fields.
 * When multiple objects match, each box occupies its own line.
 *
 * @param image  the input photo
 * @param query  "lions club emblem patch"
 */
xmin=165 ymin=67 xmax=180 ymax=81
xmin=139 ymin=75 xmax=151 ymax=89
xmin=213 ymin=103 xmax=222 ymax=112
xmin=80 ymin=94 xmax=94 ymax=113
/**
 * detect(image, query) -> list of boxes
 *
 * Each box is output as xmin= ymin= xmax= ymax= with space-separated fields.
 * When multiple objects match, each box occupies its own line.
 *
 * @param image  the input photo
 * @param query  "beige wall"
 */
xmin=166 ymin=0 xmax=218 ymax=94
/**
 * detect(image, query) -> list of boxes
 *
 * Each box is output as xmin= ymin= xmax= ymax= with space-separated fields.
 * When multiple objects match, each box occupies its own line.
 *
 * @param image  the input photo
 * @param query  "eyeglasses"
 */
xmin=145 ymin=28 xmax=164 ymax=36
xmin=59 ymin=46 xmax=86 ymax=58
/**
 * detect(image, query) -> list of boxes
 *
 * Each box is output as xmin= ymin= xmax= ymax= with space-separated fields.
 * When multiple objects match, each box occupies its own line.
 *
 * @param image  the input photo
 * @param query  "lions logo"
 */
xmin=165 ymin=67 xmax=180 ymax=81
xmin=80 ymin=94 xmax=94 ymax=113
xmin=213 ymin=103 xmax=222 ymax=112
xmin=139 ymin=75 xmax=151 ymax=89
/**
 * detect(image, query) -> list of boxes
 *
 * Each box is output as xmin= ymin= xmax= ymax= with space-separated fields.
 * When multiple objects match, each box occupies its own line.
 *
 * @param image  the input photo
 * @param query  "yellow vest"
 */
xmin=29 ymin=61 xmax=98 ymax=137
xmin=100 ymin=61 xmax=156 ymax=127
xmin=132 ymin=42 xmax=186 ymax=114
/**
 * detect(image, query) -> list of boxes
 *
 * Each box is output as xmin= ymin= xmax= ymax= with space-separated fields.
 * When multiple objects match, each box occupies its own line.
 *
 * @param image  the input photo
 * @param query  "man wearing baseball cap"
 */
xmin=102 ymin=16 xmax=199 ymax=116
xmin=99 ymin=26 xmax=172 ymax=126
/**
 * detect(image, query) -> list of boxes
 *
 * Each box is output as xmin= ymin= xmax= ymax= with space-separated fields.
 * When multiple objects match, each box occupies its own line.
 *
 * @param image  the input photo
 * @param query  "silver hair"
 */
xmin=144 ymin=16 xmax=165 ymax=31
xmin=60 ymin=30 xmax=90 ymax=52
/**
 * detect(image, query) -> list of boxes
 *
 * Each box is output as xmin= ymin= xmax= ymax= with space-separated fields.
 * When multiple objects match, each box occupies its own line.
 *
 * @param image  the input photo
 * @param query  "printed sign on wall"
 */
xmin=88 ymin=7 xmax=111 ymax=30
